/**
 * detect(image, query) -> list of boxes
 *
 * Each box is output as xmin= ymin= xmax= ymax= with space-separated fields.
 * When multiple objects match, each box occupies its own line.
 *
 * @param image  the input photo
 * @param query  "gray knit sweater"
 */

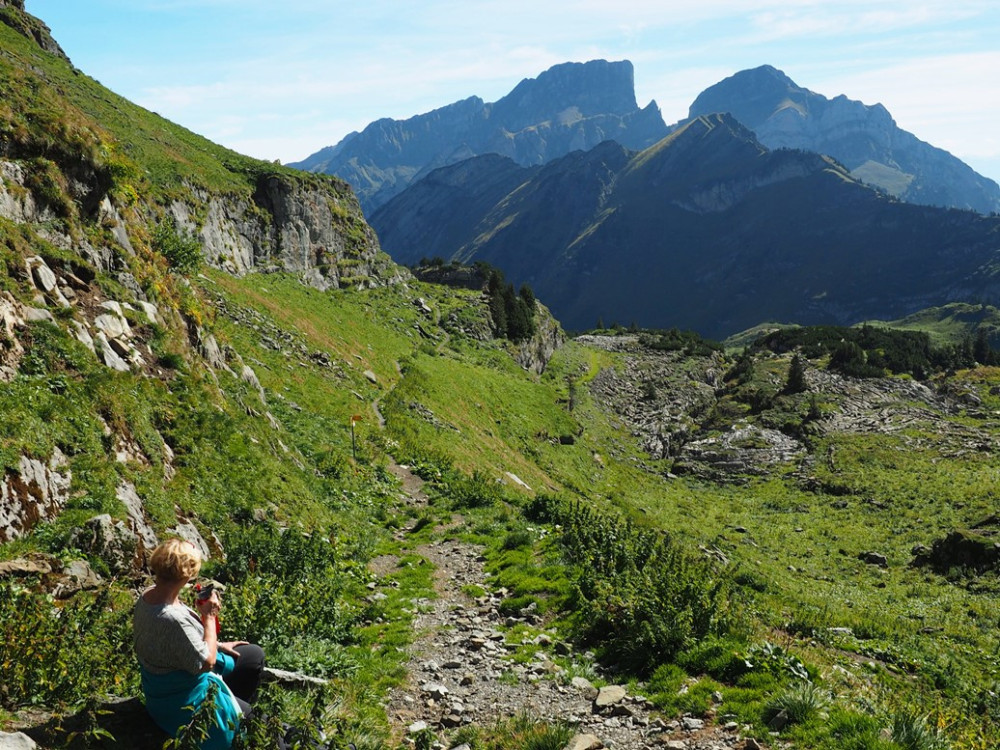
xmin=133 ymin=596 xmax=209 ymax=676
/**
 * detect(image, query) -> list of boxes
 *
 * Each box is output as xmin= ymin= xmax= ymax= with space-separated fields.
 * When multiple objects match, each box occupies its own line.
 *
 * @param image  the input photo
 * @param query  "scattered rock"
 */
xmin=0 ymin=449 xmax=72 ymax=543
xmin=68 ymin=514 xmax=137 ymax=575
xmin=767 ymin=709 xmax=789 ymax=731
xmin=563 ymin=734 xmax=604 ymax=750
xmin=53 ymin=559 xmax=103 ymax=598
xmin=261 ymin=667 xmax=329 ymax=688
xmin=571 ymin=676 xmax=599 ymax=699
xmin=171 ymin=518 xmax=211 ymax=561
xmin=859 ymin=551 xmax=889 ymax=568
xmin=0 ymin=555 xmax=55 ymax=577
xmin=594 ymin=685 xmax=628 ymax=710
xmin=379 ymin=467 xmax=753 ymax=750
xmin=118 ymin=480 xmax=159 ymax=554
xmin=0 ymin=731 xmax=37 ymax=749
xmin=681 ymin=717 xmax=704 ymax=731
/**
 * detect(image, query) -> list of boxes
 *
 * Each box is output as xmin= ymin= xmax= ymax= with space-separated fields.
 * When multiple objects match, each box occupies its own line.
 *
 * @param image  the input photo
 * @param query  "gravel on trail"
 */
xmin=376 ymin=465 xmax=768 ymax=750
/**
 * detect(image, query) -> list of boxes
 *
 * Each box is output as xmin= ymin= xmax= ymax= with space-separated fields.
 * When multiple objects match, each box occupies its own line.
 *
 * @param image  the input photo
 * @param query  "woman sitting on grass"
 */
xmin=133 ymin=538 xmax=264 ymax=749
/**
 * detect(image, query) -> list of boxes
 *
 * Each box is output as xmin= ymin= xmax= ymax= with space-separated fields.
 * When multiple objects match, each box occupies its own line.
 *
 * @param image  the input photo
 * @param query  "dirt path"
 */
xmin=374 ymin=462 xmax=764 ymax=750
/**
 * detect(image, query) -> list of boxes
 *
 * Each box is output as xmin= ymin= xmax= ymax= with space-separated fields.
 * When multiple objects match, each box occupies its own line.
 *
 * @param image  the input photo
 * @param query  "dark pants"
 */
xmin=227 ymin=646 xmax=329 ymax=750
xmin=224 ymin=643 xmax=265 ymax=714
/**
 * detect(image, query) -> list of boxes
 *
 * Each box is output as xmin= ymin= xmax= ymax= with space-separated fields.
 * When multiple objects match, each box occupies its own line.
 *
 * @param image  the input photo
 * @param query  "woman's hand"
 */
xmin=219 ymin=641 xmax=250 ymax=656
xmin=195 ymin=590 xmax=221 ymax=620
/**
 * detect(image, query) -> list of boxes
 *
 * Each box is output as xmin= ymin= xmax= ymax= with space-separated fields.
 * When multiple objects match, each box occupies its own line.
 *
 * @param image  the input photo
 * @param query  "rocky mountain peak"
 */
xmin=291 ymin=59 xmax=669 ymax=214
xmin=687 ymin=65 xmax=1000 ymax=214
xmin=689 ymin=65 xmax=806 ymax=125
xmin=492 ymin=60 xmax=640 ymax=126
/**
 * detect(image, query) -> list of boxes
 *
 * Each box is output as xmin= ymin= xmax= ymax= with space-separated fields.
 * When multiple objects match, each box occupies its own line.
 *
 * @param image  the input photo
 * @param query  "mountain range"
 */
xmin=294 ymin=59 xmax=1000 ymax=217
xmin=371 ymin=114 xmax=1000 ymax=337
xmin=289 ymin=60 xmax=668 ymax=214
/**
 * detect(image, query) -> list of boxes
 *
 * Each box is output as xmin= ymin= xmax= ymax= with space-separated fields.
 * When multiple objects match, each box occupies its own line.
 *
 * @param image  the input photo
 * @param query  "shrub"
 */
xmin=502 ymin=529 xmax=534 ymax=550
xmin=763 ymin=681 xmax=830 ymax=727
xmin=447 ymin=470 xmax=507 ymax=509
xmin=0 ymin=583 xmax=137 ymax=709
xmin=209 ymin=524 xmax=368 ymax=661
xmin=889 ymin=712 xmax=950 ymax=750
xmin=533 ymin=497 xmax=738 ymax=673
xmin=152 ymin=216 xmax=202 ymax=274
xmin=743 ymin=641 xmax=811 ymax=681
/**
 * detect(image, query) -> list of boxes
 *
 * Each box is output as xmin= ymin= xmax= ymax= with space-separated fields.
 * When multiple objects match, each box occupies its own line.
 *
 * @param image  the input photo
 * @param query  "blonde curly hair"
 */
xmin=148 ymin=539 xmax=202 ymax=583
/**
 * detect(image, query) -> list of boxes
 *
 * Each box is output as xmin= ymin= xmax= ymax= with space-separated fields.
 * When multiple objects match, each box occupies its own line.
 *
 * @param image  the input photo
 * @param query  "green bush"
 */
xmin=889 ymin=712 xmax=950 ymax=750
xmin=530 ymin=495 xmax=738 ymax=673
xmin=0 ymin=583 xmax=137 ymax=709
xmin=209 ymin=524 xmax=369 ymax=664
xmin=152 ymin=215 xmax=202 ymax=274
xmin=447 ymin=470 xmax=507 ymax=509
xmin=676 ymin=636 xmax=748 ymax=681
xmin=502 ymin=529 xmax=534 ymax=550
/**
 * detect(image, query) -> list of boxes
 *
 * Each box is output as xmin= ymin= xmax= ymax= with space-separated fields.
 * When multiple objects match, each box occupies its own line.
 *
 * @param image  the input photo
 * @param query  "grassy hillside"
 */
xmin=2 ymin=5 xmax=1000 ymax=749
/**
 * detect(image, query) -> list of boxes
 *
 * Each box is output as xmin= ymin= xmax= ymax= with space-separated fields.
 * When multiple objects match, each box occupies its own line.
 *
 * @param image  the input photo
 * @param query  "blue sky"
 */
xmin=27 ymin=0 xmax=1000 ymax=183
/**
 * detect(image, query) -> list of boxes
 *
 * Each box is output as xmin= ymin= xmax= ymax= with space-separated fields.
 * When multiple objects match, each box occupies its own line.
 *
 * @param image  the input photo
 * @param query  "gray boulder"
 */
xmin=69 ymin=515 xmax=138 ymax=575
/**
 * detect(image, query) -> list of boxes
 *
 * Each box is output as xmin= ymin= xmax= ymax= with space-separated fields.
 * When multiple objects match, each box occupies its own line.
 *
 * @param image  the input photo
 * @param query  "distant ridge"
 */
xmin=289 ymin=60 xmax=668 ymax=214
xmin=687 ymin=65 xmax=1000 ymax=214
xmin=372 ymin=113 xmax=1000 ymax=337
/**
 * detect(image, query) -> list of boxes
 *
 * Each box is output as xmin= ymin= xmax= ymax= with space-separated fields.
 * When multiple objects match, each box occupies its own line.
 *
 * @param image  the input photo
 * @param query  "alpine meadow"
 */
xmin=2 ymin=3 xmax=1000 ymax=750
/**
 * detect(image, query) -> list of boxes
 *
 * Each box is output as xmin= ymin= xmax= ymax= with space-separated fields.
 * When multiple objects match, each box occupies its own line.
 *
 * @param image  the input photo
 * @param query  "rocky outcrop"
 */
xmin=912 ymin=517 xmax=1000 ymax=573
xmin=166 ymin=173 xmax=394 ymax=289
xmin=581 ymin=336 xmax=789 ymax=479
xmin=514 ymin=303 xmax=565 ymax=374
xmin=579 ymin=336 xmax=993 ymax=482
xmin=674 ymin=424 xmax=806 ymax=481
xmin=687 ymin=65 xmax=1000 ymax=214
xmin=0 ymin=449 xmax=71 ymax=543
xmin=0 ymin=0 xmax=70 ymax=63
xmin=291 ymin=60 xmax=669 ymax=214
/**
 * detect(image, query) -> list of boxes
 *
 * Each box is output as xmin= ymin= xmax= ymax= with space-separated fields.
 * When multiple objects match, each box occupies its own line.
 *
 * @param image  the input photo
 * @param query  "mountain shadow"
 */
xmin=372 ymin=114 xmax=1000 ymax=338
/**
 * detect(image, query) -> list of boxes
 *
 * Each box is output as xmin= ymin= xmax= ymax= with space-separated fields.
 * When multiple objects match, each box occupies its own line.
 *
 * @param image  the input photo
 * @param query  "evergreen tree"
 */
xmin=973 ymin=327 xmax=993 ymax=365
xmin=519 ymin=284 xmax=535 ymax=309
xmin=785 ymin=353 xmax=807 ymax=394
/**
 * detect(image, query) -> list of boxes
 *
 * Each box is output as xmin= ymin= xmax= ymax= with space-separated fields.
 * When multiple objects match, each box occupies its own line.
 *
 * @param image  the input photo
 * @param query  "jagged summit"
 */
xmin=687 ymin=65 xmax=1000 ymax=214
xmin=372 ymin=104 xmax=1000 ymax=336
xmin=491 ymin=60 xmax=640 ymax=126
xmin=290 ymin=59 xmax=669 ymax=214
